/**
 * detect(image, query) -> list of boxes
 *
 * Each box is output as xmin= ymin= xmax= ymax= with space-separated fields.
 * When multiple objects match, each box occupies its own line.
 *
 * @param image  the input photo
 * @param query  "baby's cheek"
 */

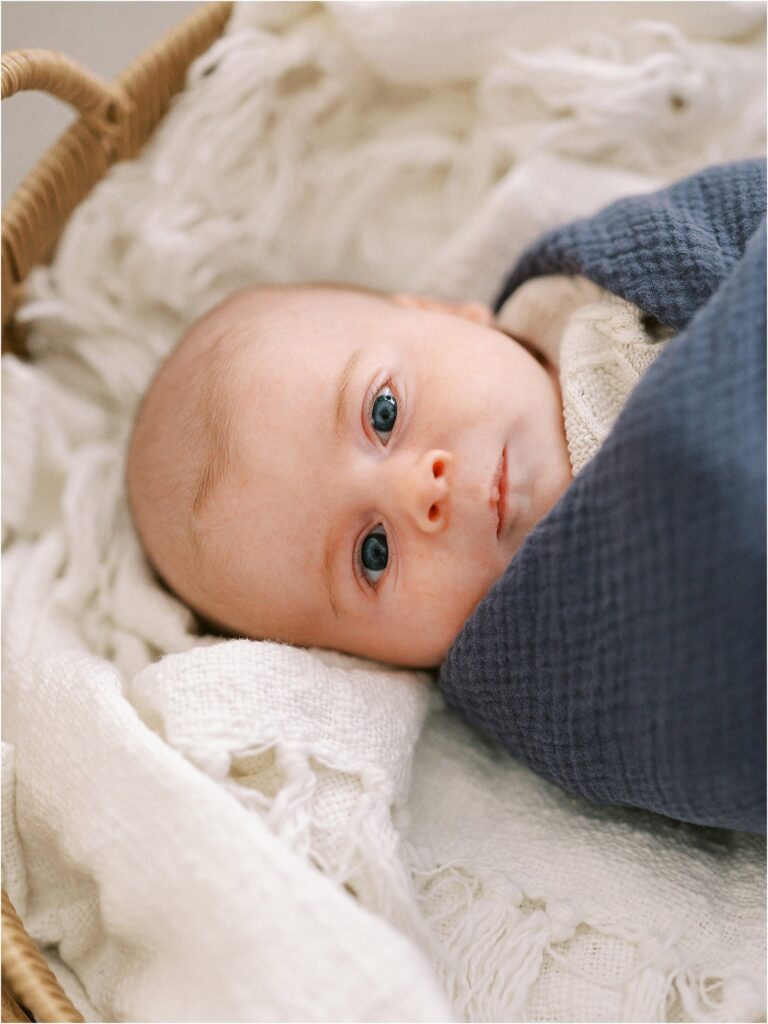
xmin=409 ymin=578 xmax=484 ymax=659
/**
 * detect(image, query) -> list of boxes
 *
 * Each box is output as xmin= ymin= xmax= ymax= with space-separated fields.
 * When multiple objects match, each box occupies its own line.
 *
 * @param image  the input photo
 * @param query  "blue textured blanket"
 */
xmin=438 ymin=160 xmax=766 ymax=834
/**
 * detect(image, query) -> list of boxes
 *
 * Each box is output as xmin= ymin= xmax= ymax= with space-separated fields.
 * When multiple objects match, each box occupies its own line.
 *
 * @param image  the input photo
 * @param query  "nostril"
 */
xmin=428 ymin=504 xmax=439 ymax=521
xmin=433 ymin=459 xmax=445 ymax=478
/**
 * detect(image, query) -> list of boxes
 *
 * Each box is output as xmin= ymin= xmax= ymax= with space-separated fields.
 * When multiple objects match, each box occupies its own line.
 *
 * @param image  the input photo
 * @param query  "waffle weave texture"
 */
xmin=439 ymin=159 xmax=767 ymax=834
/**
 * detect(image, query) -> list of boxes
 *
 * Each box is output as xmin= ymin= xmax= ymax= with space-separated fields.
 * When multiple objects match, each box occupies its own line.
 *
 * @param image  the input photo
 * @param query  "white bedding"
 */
xmin=2 ymin=3 xmax=766 ymax=1021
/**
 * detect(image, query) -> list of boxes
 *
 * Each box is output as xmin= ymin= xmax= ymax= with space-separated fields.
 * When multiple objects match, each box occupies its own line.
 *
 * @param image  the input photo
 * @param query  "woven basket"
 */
xmin=1 ymin=5 xmax=233 ymax=1021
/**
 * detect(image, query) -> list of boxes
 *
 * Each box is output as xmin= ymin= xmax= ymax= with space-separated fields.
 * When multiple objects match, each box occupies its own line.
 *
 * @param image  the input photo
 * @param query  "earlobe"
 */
xmin=391 ymin=292 xmax=494 ymax=326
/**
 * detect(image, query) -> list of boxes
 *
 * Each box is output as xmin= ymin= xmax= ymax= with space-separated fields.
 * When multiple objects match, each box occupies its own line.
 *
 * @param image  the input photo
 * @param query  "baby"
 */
xmin=126 ymin=282 xmax=578 ymax=668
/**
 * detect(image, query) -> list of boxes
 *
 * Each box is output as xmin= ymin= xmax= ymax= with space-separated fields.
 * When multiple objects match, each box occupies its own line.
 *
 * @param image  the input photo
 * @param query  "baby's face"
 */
xmin=129 ymin=285 xmax=572 ymax=668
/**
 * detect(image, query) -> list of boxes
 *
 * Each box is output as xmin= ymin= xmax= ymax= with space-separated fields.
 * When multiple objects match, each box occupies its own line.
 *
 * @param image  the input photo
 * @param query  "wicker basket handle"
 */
xmin=2 ymin=889 xmax=84 ymax=1022
xmin=2 ymin=0 xmax=233 ymax=356
xmin=1 ymin=48 xmax=126 ymax=129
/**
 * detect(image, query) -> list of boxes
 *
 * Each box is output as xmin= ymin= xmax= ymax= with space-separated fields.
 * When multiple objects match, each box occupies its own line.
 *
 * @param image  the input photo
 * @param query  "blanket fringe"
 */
xmin=409 ymin=857 xmax=550 ymax=1020
xmin=215 ymin=740 xmax=442 ymax=959
xmin=178 ymin=742 xmax=766 ymax=1023
xmin=407 ymin=855 xmax=766 ymax=1023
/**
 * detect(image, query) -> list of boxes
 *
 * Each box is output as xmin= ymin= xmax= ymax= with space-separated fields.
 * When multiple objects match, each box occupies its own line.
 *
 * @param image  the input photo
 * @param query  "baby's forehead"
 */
xmin=197 ymin=283 xmax=391 ymax=377
xmin=182 ymin=282 xmax=399 ymax=438
xmin=217 ymin=281 xmax=386 ymax=326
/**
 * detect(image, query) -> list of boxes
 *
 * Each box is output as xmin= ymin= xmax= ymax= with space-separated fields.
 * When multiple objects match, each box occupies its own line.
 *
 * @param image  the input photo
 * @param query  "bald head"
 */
xmin=126 ymin=282 xmax=390 ymax=628
xmin=128 ymin=286 xmax=267 ymax=618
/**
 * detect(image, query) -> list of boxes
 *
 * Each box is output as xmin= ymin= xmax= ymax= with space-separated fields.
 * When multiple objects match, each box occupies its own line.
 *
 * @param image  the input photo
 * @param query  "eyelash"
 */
xmin=364 ymin=376 xmax=397 ymax=445
xmin=354 ymin=377 xmax=399 ymax=591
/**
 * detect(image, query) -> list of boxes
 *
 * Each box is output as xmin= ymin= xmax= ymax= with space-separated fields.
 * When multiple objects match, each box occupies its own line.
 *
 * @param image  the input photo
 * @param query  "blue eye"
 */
xmin=357 ymin=381 xmax=396 ymax=589
xmin=369 ymin=385 xmax=397 ymax=444
xmin=359 ymin=528 xmax=388 ymax=587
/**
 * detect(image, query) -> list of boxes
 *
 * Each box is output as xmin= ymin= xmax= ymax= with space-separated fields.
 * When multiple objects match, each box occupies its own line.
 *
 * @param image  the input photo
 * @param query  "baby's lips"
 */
xmin=489 ymin=448 xmax=505 ymax=534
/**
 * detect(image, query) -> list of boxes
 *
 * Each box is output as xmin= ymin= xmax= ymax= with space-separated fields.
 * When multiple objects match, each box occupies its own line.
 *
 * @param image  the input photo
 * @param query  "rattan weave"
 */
xmin=1 ymin=5 xmax=233 ymax=1021
xmin=1 ymin=0 xmax=233 ymax=354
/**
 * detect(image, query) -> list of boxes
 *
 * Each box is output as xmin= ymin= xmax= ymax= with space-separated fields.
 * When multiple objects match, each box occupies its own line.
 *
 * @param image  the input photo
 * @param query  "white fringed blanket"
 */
xmin=3 ymin=4 xmax=766 ymax=1021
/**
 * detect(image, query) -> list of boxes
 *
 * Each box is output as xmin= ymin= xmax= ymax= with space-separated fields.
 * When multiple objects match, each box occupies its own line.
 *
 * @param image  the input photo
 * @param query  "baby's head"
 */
xmin=126 ymin=283 xmax=571 ymax=668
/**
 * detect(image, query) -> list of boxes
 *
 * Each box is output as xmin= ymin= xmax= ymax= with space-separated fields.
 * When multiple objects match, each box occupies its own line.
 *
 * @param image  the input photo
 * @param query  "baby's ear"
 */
xmin=391 ymin=292 xmax=493 ymax=326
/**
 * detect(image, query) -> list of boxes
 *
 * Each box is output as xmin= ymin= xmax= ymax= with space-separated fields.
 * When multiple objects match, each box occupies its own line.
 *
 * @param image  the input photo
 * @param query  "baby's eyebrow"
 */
xmin=334 ymin=346 xmax=362 ymax=446
xmin=323 ymin=346 xmax=364 ymax=618
xmin=192 ymin=349 xmax=240 ymax=518
xmin=323 ymin=533 xmax=341 ymax=619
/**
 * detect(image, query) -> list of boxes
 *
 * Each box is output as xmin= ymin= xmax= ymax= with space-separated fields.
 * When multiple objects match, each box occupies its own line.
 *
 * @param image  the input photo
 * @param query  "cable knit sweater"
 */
xmin=495 ymin=274 xmax=674 ymax=475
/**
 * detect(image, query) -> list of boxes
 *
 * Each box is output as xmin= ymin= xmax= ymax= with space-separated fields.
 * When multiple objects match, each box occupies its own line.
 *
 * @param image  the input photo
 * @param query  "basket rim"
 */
xmin=2 ymin=888 xmax=83 ymax=1023
xmin=2 ymin=0 xmax=234 ymax=355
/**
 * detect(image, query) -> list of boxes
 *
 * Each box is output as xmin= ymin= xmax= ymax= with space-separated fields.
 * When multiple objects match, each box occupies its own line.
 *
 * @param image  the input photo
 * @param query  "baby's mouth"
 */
xmin=490 ymin=447 xmax=507 ymax=538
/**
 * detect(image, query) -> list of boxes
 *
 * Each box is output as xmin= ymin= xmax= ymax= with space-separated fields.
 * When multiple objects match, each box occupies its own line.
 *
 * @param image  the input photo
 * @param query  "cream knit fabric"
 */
xmin=496 ymin=274 xmax=676 ymax=475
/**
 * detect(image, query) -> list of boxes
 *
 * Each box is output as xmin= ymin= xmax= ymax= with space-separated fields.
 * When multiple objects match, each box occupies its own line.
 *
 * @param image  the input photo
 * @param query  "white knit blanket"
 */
xmin=3 ymin=4 xmax=766 ymax=1021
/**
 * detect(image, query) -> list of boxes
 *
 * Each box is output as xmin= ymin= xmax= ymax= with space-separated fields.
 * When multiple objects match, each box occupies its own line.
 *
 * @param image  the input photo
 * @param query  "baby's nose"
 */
xmin=396 ymin=450 xmax=452 ymax=533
